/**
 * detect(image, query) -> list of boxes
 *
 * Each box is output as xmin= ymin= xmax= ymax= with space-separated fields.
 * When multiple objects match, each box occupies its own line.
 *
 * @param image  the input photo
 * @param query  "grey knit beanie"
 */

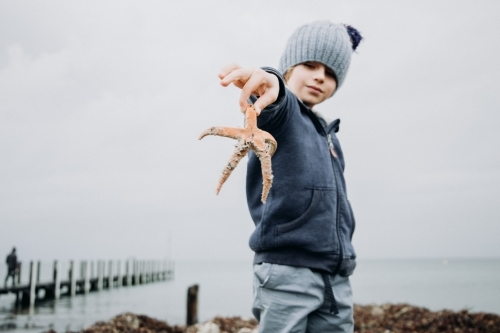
xmin=279 ymin=21 xmax=353 ymax=88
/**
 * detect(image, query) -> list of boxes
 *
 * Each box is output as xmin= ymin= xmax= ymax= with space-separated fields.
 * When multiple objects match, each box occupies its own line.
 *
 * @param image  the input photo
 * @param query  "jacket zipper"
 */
xmin=305 ymin=108 xmax=344 ymax=274
xmin=327 ymin=134 xmax=338 ymax=158
xmin=325 ymin=132 xmax=343 ymax=275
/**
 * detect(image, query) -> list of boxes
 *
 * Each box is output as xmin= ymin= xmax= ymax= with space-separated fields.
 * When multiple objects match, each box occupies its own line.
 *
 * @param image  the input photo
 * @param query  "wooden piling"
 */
xmin=133 ymin=260 xmax=137 ymax=285
xmin=108 ymin=261 xmax=113 ymax=289
xmin=69 ymin=261 xmax=76 ymax=297
xmin=83 ymin=260 xmax=90 ymax=294
xmin=29 ymin=261 xmax=38 ymax=307
xmin=54 ymin=260 xmax=61 ymax=300
xmin=36 ymin=261 xmax=41 ymax=283
xmin=139 ymin=261 xmax=144 ymax=284
xmin=97 ymin=261 xmax=104 ymax=291
xmin=126 ymin=260 xmax=131 ymax=286
xmin=146 ymin=261 xmax=150 ymax=283
xmin=17 ymin=262 xmax=21 ymax=285
xmin=186 ymin=284 xmax=199 ymax=326
xmin=116 ymin=260 xmax=122 ymax=287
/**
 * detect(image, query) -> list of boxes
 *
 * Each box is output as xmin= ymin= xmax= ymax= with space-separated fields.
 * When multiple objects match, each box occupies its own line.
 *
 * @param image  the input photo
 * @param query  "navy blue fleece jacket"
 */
xmin=247 ymin=67 xmax=357 ymax=276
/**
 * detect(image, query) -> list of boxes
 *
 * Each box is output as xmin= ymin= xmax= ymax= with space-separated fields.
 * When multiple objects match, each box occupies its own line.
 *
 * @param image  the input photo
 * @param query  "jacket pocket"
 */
xmin=275 ymin=189 xmax=322 ymax=234
xmin=348 ymin=200 xmax=356 ymax=240
xmin=274 ymin=187 xmax=338 ymax=253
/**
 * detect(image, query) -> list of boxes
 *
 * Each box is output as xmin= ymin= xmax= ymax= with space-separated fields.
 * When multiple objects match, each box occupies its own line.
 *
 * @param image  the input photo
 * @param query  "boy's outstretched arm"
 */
xmin=218 ymin=63 xmax=280 ymax=115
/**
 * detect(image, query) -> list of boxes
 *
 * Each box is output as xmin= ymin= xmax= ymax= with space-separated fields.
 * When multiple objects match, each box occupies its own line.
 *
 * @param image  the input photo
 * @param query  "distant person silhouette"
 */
xmin=4 ymin=247 xmax=17 ymax=287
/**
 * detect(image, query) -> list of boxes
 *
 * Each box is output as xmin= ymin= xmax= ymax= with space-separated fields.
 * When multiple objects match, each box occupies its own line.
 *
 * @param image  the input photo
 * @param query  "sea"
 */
xmin=1 ymin=259 xmax=499 ymax=332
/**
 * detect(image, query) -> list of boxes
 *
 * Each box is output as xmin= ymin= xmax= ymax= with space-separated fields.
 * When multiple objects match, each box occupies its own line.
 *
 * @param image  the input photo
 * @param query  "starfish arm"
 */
xmin=254 ymin=151 xmax=274 ymax=203
xmin=199 ymin=126 xmax=247 ymax=141
xmin=215 ymin=141 xmax=250 ymax=195
xmin=244 ymin=105 xmax=258 ymax=132
xmin=260 ymin=131 xmax=277 ymax=156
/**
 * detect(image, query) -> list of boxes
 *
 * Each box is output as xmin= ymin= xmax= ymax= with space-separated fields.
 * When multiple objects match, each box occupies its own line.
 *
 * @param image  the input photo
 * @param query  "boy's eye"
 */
xmin=303 ymin=62 xmax=315 ymax=69
xmin=325 ymin=69 xmax=335 ymax=78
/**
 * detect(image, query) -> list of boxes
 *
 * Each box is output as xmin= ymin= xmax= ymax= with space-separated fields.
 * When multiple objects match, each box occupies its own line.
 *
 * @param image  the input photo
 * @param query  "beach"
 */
xmin=44 ymin=304 xmax=500 ymax=333
xmin=1 ymin=259 xmax=499 ymax=332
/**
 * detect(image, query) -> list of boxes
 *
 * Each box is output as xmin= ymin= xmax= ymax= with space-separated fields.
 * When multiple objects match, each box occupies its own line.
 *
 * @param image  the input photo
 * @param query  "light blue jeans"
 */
xmin=252 ymin=263 xmax=354 ymax=333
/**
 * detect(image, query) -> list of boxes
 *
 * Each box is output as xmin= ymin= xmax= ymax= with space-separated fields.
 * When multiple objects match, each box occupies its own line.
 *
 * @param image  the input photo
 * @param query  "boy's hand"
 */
xmin=218 ymin=63 xmax=279 ymax=115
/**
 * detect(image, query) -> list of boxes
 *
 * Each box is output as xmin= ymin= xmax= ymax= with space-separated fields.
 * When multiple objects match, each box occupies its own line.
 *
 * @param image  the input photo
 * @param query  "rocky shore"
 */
xmin=44 ymin=304 xmax=500 ymax=333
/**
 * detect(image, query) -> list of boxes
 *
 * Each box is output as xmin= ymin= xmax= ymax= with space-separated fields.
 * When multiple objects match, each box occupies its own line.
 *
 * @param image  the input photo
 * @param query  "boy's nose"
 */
xmin=313 ymin=69 xmax=325 ymax=82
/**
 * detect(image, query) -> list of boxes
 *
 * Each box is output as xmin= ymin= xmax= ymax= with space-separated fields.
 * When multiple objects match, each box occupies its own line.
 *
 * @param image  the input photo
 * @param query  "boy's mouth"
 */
xmin=307 ymin=85 xmax=323 ymax=93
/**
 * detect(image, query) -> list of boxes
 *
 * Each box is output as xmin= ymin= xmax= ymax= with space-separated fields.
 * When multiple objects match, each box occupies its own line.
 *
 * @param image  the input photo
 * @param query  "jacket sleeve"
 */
xmin=248 ymin=67 xmax=292 ymax=133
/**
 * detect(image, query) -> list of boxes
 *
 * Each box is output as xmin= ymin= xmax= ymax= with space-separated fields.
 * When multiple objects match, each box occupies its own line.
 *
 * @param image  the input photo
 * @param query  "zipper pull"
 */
xmin=328 ymin=134 xmax=338 ymax=158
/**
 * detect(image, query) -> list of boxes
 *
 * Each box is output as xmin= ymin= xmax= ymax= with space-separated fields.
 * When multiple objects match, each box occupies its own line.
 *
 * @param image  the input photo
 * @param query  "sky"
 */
xmin=0 ymin=1 xmax=499 ymax=264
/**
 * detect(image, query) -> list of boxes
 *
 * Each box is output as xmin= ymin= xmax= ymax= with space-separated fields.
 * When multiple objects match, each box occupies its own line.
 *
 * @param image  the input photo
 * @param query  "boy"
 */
xmin=219 ymin=21 xmax=362 ymax=333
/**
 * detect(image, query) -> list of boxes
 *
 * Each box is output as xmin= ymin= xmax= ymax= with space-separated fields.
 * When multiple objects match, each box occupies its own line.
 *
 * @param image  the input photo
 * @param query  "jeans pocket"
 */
xmin=253 ymin=263 xmax=275 ymax=288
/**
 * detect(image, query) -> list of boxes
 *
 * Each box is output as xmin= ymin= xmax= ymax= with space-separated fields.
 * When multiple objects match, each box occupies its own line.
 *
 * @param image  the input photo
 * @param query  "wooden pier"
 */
xmin=0 ymin=259 xmax=174 ymax=307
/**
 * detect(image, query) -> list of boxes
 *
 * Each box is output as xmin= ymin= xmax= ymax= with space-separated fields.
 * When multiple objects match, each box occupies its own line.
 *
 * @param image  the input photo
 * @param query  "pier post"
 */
xmin=139 ymin=261 xmax=144 ymax=284
xmin=17 ymin=262 xmax=22 ymax=285
xmin=132 ymin=260 xmax=137 ymax=285
xmin=151 ymin=261 xmax=155 ymax=282
xmin=69 ymin=261 xmax=76 ymax=297
xmin=116 ymin=260 xmax=122 ymax=287
xmin=186 ymin=284 xmax=199 ymax=326
xmin=135 ymin=260 xmax=140 ymax=285
xmin=108 ymin=260 xmax=114 ymax=289
xmin=126 ymin=260 xmax=131 ymax=286
xmin=151 ymin=260 xmax=154 ymax=282
xmin=83 ymin=260 xmax=90 ymax=294
xmin=36 ymin=261 xmax=41 ymax=283
xmin=53 ymin=260 xmax=61 ymax=299
xmin=29 ymin=261 xmax=38 ymax=307
xmin=97 ymin=261 xmax=104 ymax=291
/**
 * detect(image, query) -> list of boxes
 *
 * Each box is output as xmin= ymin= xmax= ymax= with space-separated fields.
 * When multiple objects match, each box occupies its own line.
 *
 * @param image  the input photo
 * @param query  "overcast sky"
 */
xmin=0 ymin=1 xmax=499 ymax=263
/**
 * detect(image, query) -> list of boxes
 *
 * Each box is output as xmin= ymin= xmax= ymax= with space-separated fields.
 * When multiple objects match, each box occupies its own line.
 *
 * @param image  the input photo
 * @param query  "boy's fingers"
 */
xmin=254 ymin=89 xmax=278 ymax=115
xmin=250 ymin=72 xmax=279 ymax=114
xmin=239 ymin=71 xmax=266 ymax=112
xmin=218 ymin=63 xmax=242 ymax=80
xmin=220 ymin=68 xmax=254 ymax=87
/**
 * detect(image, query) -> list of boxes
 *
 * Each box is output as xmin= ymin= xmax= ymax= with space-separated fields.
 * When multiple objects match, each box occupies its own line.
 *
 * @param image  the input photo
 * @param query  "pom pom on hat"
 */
xmin=279 ymin=21 xmax=362 ymax=88
xmin=344 ymin=25 xmax=363 ymax=51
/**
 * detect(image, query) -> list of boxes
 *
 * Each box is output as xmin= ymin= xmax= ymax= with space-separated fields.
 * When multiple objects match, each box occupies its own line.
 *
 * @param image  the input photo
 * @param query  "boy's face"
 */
xmin=285 ymin=62 xmax=337 ymax=109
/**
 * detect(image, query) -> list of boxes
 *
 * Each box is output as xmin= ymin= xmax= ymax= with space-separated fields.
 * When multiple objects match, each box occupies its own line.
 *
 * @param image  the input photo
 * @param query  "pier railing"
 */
xmin=0 ymin=258 xmax=174 ymax=306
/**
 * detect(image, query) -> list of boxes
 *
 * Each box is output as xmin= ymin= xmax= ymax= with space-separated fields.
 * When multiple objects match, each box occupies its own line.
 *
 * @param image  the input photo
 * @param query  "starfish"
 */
xmin=199 ymin=105 xmax=277 ymax=203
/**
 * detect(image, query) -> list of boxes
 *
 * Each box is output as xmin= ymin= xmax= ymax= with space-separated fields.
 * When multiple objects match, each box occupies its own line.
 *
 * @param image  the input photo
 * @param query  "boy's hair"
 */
xmin=279 ymin=21 xmax=362 ymax=89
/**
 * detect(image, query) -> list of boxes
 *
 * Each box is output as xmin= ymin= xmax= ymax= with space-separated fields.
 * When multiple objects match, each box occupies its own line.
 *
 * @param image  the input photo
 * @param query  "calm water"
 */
xmin=1 ymin=259 xmax=499 ymax=332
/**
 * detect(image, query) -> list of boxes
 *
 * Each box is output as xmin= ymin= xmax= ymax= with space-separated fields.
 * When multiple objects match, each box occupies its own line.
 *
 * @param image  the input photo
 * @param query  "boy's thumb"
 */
xmin=253 ymin=104 xmax=261 ymax=115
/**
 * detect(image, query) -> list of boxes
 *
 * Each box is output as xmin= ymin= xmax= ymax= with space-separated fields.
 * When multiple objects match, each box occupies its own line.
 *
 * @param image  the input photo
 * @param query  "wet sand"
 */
xmin=42 ymin=303 xmax=500 ymax=333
